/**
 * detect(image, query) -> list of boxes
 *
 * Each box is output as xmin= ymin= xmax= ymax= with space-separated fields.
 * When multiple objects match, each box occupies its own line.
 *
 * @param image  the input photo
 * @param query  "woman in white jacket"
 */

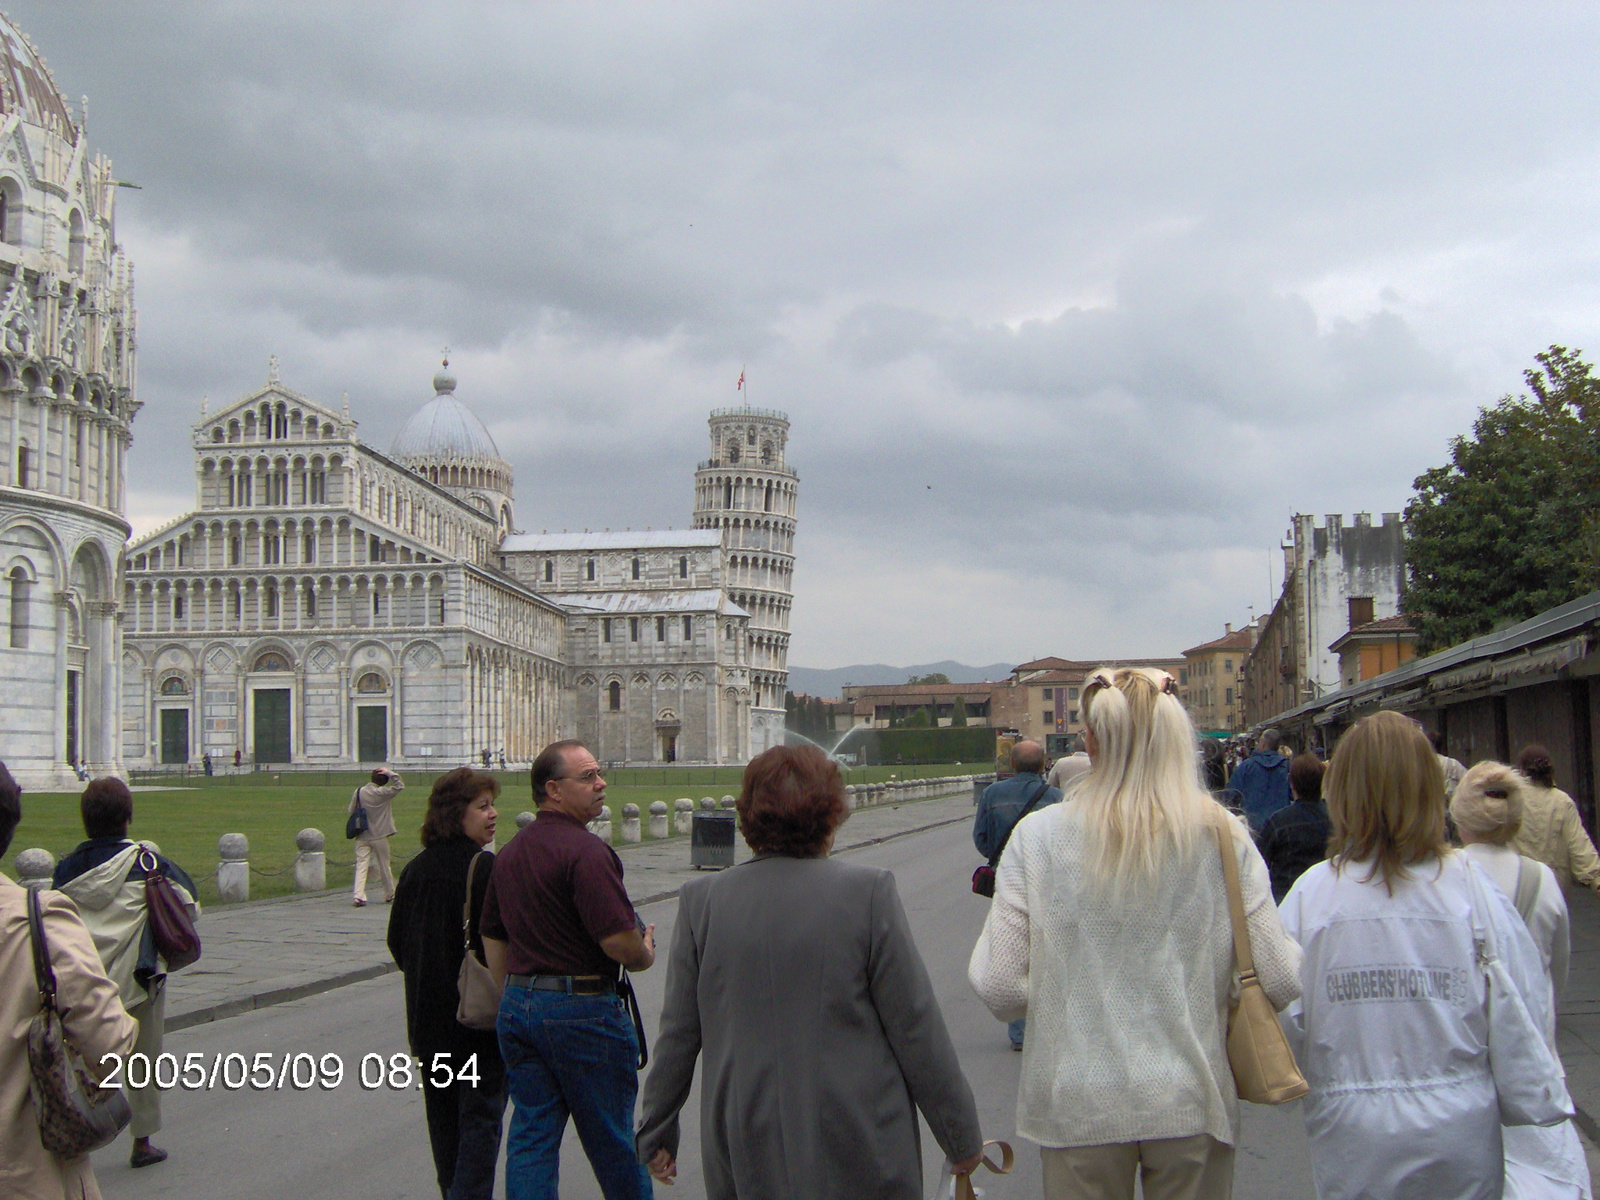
xmin=1280 ymin=712 xmax=1561 ymax=1200
xmin=969 ymin=667 xmax=1301 ymax=1200
xmin=1453 ymin=761 xmax=1590 ymax=1200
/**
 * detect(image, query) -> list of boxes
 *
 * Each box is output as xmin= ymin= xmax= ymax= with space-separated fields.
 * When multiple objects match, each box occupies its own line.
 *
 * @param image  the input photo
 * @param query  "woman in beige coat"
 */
xmin=0 ymin=762 xmax=137 ymax=1200
xmin=1512 ymin=744 xmax=1600 ymax=892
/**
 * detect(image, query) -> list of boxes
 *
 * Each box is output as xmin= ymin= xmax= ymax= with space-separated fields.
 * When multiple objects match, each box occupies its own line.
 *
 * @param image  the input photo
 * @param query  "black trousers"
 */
xmin=422 ymin=1050 xmax=508 ymax=1200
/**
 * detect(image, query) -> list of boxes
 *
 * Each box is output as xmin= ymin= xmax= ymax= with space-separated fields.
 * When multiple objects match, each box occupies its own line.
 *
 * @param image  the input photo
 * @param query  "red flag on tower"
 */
xmin=737 ymin=369 xmax=745 ymax=391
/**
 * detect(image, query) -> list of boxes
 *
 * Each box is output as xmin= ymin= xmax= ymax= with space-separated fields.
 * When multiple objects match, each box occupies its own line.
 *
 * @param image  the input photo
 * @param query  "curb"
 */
xmin=167 ymin=962 xmax=398 ymax=1033
xmin=165 ymin=802 xmax=973 ymax=1029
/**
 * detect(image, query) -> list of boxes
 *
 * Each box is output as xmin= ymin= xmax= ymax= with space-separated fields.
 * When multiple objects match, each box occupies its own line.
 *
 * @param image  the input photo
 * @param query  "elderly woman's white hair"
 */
xmin=1449 ymin=760 xmax=1527 ymax=845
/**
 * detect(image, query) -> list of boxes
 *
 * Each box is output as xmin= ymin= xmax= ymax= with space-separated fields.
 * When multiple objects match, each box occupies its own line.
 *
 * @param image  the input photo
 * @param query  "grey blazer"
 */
xmin=636 ymin=854 xmax=982 ymax=1200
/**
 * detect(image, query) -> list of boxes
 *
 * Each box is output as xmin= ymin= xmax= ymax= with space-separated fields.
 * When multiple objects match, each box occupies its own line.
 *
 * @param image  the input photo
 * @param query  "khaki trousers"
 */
xmin=1041 ymin=1135 xmax=1234 ymax=1200
xmin=126 ymin=980 xmax=166 ymax=1139
xmin=352 ymin=835 xmax=394 ymax=903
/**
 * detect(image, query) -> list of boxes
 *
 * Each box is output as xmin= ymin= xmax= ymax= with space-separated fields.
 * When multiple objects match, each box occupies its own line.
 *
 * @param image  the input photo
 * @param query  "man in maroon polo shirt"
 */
xmin=481 ymin=740 xmax=655 ymax=1200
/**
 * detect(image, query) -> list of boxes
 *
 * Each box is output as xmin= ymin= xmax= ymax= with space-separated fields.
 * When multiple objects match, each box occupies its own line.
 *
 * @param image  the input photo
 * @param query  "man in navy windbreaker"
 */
xmin=1227 ymin=728 xmax=1293 ymax=832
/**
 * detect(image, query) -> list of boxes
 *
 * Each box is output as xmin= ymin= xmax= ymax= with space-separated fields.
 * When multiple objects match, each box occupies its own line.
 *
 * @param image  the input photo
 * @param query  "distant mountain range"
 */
xmin=787 ymin=660 xmax=1014 ymax=699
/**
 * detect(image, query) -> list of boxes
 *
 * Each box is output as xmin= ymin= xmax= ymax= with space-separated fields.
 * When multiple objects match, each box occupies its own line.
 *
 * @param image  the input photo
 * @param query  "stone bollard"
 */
xmin=720 ymin=795 xmax=737 ymax=810
xmin=649 ymin=801 xmax=669 ymax=840
xmin=621 ymin=804 xmax=641 ymax=844
xmin=15 ymin=848 xmax=54 ymax=893
xmin=674 ymin=798 xmax=694 ymax=835
xmin=294 ymin=828 xmax=326 ymax=892
xmin=700 ymin=796 xmax=717 ymax=811
xmin=516 ymin=811 xmax=536 ymax=830
xmin=217 ymin=833 xmax=249 ymax=903
xmin=844 ymin=784 xmax=857 ymax=812
xmin=588 ymin=805 xmax=613 ymax=840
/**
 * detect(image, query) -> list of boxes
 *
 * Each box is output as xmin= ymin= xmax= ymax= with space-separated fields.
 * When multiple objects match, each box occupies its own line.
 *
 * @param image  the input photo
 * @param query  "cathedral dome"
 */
xmin=391 ymin=369 xmax=503 ymax=462
xmin=0 ymin=18 xmax=77 ymax=142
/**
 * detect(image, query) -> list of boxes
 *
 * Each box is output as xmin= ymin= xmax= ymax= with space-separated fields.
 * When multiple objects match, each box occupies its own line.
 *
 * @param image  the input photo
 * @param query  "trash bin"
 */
xmin=690 ymin=809 xmax=736 ymax=869
xmin=972 ymin=775 xmax=996 ymax=805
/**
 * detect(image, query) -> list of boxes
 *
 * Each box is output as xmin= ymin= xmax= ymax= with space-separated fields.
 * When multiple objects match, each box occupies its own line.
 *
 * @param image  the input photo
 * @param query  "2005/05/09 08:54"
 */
xmin=99 ymin=1051 xmax=486 ymax=1092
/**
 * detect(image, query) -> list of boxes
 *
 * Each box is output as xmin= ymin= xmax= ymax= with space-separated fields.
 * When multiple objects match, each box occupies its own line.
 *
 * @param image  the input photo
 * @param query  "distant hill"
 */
xmin=787 ymin=660 xmax=1013 ymax=699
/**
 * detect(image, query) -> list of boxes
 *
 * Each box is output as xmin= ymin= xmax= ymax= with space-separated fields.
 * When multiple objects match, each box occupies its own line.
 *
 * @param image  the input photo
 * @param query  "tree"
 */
xmin=906 ymin=672 xmax=950 ymax=685
xmin=904 ymin=706 xmax=933 ymax=728
xmin=1404 ymin=346 xmax=1600 ymax=653
xmin=951 ymin=696 xmax=968 ymax=727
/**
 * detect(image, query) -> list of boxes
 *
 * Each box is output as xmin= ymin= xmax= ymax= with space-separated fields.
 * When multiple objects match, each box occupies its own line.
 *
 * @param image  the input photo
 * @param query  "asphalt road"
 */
xmin=91 ymin=817 xmax=1316 ymax=1199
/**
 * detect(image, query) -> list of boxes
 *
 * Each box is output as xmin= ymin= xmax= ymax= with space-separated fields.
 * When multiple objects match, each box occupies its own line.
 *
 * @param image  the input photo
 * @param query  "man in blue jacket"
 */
xmin=1228 ymin=728 xmax=1293 ymax=832
xmin=973 ymin=740 xmax=1062 ymax=1050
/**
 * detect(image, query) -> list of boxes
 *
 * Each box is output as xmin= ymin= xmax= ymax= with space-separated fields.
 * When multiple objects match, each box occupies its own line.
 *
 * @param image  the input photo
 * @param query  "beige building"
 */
xmin=1182 ymin=624 xmax=1256 ymax=733
xmin=1329 ymin=613 xmax=1417 ymax=690
xmin=990 ymin=655 xmax=1186 ymax=748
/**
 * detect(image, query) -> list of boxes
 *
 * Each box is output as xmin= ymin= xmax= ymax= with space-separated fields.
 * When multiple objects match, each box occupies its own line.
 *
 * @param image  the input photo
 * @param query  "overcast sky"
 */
xmin=19 ymin=3 xmax=1600 ymax=668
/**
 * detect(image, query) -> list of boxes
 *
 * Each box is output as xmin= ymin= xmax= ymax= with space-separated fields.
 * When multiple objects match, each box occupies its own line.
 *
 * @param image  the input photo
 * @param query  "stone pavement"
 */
xmin=164 ymin=790 xmax=976 ymax=1032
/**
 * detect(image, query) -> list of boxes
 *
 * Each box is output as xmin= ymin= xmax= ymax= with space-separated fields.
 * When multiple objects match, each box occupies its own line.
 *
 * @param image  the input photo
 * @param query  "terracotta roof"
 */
xmin=1183 ymin=628 xmax=1255 ymax=656
xmin=1328 ymin=613 xmax=1417 ymax=653
xmin=843 ymin=682 xmax=996 ymax=697
xmin=1013 ymin=656 xmax=1083 ymax=672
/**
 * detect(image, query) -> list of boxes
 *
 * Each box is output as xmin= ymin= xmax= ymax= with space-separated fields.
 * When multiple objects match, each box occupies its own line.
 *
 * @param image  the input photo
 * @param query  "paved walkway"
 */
xmin=165 ymin=791 xmax=975 ymax=1032
xmin=164 ymin=802 xmax=1600 ymax=1153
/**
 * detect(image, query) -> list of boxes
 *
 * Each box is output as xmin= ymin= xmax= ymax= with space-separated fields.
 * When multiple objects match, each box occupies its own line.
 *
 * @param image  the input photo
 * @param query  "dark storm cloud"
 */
xmin=14 ymin=1 xmax=1600 ymax=664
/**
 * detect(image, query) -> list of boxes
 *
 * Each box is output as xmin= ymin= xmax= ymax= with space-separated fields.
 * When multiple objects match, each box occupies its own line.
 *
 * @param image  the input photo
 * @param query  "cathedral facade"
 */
xmin=0 ymin=20 xmax=140 ymax=789
xmin=121 ymin=367 xmax=797 ymax=770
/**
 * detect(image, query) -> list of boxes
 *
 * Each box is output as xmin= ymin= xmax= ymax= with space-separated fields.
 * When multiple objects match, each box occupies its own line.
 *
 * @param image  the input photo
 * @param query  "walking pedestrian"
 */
xmin=1431 ymin=730 xmax=1467 ymax=798
xmin=52 ymin=776 xmax=200 ymax=1170
xmin=0 ymin=762 xmax=139 ymax=1200
xmin=1226 ymin=728 xmax=1293 ymax=831
xmin=1256 ymin=753 xmax=1332 ymax=902
xmin=1510 ymin=744 xmax=1600 ymax=893
xmin=969 ymin=667 xmax=1301 ymax=1199
xmin=349 ymin=767 xmax=403 ymax=907
xmin=1452 ymin=761 xmax=1590 ymax=1200
xmin=972 ymin=739 xmax=1062 ymax=1050
xmin=480 ymin=740 xmax=655 ymax=1200
xmin=388 ymin=767 xmax=507 ymax=1200
xmin=638 ymin=745 xmax=985 ymax=1198
xmin=1279 ymin=711 xmax=1563 ymax=1200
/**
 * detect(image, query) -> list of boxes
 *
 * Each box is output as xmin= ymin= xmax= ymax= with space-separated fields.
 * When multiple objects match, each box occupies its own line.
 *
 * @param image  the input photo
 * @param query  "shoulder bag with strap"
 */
xmin=344 ymin=787 xmax=368 ymax=840
xmin=972 ymin=779 xmax=1050 ymax=898
xmin=138 ymin=846 xmax=201 ymax=972
xmin=455 ymin=852 xmax=503 ymax=1031
xmin=25 ymin=889 xmax=133 ymax=1158
xmin=1211 ymin=812 xmax=1310 ymax=1104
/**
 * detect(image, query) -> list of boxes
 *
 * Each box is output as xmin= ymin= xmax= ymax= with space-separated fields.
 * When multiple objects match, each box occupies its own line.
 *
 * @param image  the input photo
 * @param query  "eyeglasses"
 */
xmin=556 ymin=768 xmax=605 ymax=784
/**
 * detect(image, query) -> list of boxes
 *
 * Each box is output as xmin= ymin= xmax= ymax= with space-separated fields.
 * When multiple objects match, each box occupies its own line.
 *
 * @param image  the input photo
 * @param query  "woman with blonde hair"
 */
xmin=1453 ymin=762 xmax=1589 ymax=1200
xmin=1280 ymin=711 xmax=1563 ymax=1200
xmin=969 ymin=667 xmax=1301 ymax=1200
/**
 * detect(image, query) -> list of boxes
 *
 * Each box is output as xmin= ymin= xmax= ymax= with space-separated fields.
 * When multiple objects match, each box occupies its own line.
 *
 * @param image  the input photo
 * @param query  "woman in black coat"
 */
xmin=387 ymin=767 xmax=504 ymax=1200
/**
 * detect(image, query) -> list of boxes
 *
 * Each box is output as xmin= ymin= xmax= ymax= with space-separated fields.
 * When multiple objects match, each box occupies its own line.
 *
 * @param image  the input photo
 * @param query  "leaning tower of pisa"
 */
xmin=693 ymin=406 xmax=797 ymax=757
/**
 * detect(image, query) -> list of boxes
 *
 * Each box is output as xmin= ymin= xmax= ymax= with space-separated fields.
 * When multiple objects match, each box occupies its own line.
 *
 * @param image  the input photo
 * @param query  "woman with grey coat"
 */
xmin=636 ymin=745 xmax=984 ymax=1198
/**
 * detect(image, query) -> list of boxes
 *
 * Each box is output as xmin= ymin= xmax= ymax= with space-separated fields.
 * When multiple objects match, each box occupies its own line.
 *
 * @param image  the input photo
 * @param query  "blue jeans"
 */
xmin=1009 ymin=1017 xmax=1026 ymax=1048
xmin=497 ymin=987 xmax=651 ymax=1200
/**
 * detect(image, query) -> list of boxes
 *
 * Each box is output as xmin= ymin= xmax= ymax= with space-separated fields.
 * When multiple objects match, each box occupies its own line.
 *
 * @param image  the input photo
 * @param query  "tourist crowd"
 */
xmin=2 ymin=669 xmax=1597 ymax=1199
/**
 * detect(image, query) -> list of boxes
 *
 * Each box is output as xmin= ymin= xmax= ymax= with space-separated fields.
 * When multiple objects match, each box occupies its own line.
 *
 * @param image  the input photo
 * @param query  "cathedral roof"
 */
xmin=501 ymin=530 xmax=723 ymax=552
xmin=0 ymin=18 xmax=76 ymax=142
xmin=556 ymin=590 xmax=750 ymax=618
xmin=390 ymin=367 xmax=504 ymax=463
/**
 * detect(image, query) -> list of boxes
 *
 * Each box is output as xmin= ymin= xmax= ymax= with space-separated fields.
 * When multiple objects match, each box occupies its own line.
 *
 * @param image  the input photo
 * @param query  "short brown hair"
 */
xmin=1516 ymin=743 xmax=1555 ymax=788
xmin=1289 ymin=753 xmax=1325 ymax=802
xmin=531 ymin=739 xmax=588 ymax=805
xmin=421 ymin=767 xmax=500 ymax=846
xmin=371 ymin=768 xmax=390 ymax=785
xmin=1325 ymin=711 xmax=1448 ymax=892
xmin=81 ymin=777 xmax=133 ymax=839
xmin=737 ymin=745 xmax=847 ymax=858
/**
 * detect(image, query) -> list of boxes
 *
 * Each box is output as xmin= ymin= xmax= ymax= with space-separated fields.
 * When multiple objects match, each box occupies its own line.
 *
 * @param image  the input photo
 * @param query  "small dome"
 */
xmin=391 ymin=372 xmax=503 ymax=462
xmin=0 ymin=19 xmax=78 ymax=142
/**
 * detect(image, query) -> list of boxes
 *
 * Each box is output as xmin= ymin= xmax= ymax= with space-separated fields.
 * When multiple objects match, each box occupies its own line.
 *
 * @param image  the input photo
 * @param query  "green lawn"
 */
xmin=7 ymin=761 xmax=985 ymax=905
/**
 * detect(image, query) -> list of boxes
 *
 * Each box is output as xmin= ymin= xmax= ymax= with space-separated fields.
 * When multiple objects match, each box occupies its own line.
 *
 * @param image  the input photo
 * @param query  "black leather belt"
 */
xmin=506 ymin=974 xmax=618 ymax=995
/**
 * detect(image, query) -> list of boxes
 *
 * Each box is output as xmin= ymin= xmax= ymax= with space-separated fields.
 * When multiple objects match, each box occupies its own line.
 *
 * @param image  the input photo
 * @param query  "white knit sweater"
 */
xmin=968 ymin=801 xmax=1302 ymax=1149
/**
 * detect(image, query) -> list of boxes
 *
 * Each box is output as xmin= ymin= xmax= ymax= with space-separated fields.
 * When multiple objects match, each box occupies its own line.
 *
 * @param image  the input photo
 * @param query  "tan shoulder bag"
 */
xmin=1211 ymin=815 xmax=1309 ymax=1104
xmin=455 ymin=852 xmax=503 ymax=1031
